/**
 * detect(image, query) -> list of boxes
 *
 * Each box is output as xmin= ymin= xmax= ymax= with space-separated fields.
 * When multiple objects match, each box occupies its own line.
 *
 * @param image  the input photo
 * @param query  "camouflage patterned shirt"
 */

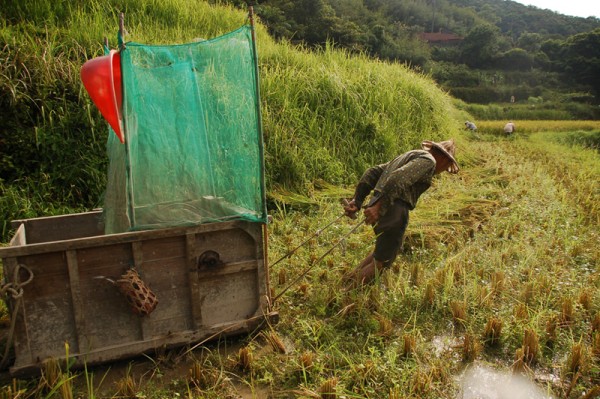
xmin=354 ymin=150 xmax=436 ymax=215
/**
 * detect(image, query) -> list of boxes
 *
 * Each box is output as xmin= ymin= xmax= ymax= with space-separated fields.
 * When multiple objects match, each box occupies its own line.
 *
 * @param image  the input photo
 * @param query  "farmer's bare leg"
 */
xmin=354 ymin=257 xmax=385 ymax=285
xmin=343 ymin=252 xmax=373 ymax=283
xmin=344 ymin=200 xmax=409 ymax=288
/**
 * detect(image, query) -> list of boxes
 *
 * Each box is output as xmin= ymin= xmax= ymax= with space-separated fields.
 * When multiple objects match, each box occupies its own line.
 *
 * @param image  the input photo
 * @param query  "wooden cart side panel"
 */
xmin=66 ymin=250 xmax=89 ymax=352
xmin=2 ymin=217 xmax=272 ymax=375
xmin=76 ymin=242 xmax=142 ymax=352
xmin=8 ymin=251 xmax=78 ymax=369
xmin=9 ymin=311 xmax=279 ymax=377
xmin=197 ymin=270 xmax=259 ymax=325
xmin=0 ymin=219 xmax=254 ymax=259
xmin=134 ymin=236 xmax=194 ymax=337
xmin=191 ymin=225 xmax=263 ymax=326
xmin=11 ymin=211 xmax=104 ymax=244
xmin=186 ymin=233 xmax=202 ymax=329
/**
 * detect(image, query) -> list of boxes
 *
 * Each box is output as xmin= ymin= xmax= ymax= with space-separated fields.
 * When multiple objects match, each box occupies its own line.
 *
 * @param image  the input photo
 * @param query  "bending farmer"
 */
xmin=343 ymin=139 xmax=459 ymax=286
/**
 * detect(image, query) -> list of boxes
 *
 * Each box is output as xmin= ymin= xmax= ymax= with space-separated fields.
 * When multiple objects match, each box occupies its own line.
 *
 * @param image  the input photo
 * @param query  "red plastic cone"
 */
xmin=81 ymin=50 xmax=124 ymax=143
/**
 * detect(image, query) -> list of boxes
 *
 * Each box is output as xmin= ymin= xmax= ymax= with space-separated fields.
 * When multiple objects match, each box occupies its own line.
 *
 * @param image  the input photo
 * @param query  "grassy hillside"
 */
xmin=0 ymin=0 xmax=461 ymax=241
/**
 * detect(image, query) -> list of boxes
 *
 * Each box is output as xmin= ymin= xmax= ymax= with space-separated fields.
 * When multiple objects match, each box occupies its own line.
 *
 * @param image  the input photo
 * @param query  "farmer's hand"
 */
xmin=363 ymin=201 xmax=382 ymax=225
xmin=343 ymin=199 xmax=359 ymax=219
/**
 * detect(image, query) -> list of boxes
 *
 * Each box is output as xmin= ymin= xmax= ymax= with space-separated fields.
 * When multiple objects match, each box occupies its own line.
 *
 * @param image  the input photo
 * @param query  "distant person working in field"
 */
xmin=465 ymin=121 xmax=477 ymax=131
xmin=342 ymin=139 xmax=459 ymax=286
xmin=503 ymin=121 xmax=516 ymax=135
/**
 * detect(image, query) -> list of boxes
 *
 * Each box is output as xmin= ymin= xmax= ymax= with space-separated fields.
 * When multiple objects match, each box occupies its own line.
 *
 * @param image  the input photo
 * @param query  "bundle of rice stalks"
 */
xmin=522 ymin=328 xmax=539 ymax=365
xmin=409 ymin=262 xmax=420 ymax=286
xmin=262 ymin=330 xmax=287 ymax=354
xmin=560 ymin=297 xmax=575 ymax=326
xmin=591 ymin=313 xmax=600 ymax=334
xmin=483 ymin=317 xmax=503 ymax=347
xmin=422 ymin=282 xmax=435 ymax=308
xmin=318 ymin=377 xmax=338 ymax=399
xmin=402 ymin=333 xmax=417 ymax=358
xmin=490 ymin=271 xmax=505 ymax=296
xmin=376 ymin=313 xmax=394 ymax=337
xmin=278 ymin=269 xmax=287 ymax=285
xmin=450 ymin=301 xmax=467 ymax=327
xmin=578 ymin=289 xmax=593 ymax=311
xmin=565 ymin=342 xmax=586 ymax=376
xmin=477 ymin=286 xmax=492 ymax=308
xmin=41 ymin=358 xmax=61 ymax=391
xmin=520 ymin=282 xmax=534 ymax=304
xmin=545 ymin=316 xmax=558 ymax=347
xmin=114 ymin=375 xmax=139 ymax=399
xmin=299 ymin=351 xmax=315 ymax=370
xmin=513 ymin=348 xmax=526 ymax=373
xmin=410 ymin=369 xmax=433 ymax=395
xmin=237 ymin=346 xmax=253 ymax=371
xmin=462 ymin=333 xmax=480 ymax=362
xmin=592 ymin=333 xmax=600 ymax=360
xmin=188 ymin=360 xmax=220 ymax=389
xmin=0 ymin=380 xmax=27 ymax=399
xmin=514 ymin=303 xmax=529 ymax=321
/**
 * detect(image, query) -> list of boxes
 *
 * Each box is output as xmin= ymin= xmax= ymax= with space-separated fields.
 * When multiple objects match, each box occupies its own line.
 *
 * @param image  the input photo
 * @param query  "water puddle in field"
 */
xmin=457 ymin=365 xmax=555 ymax=399
xmin=431 ymin=333 xmax=461 ymax=357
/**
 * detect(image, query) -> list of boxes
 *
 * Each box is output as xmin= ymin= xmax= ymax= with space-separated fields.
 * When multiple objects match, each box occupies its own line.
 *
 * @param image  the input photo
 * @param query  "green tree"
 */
xmin=517 ymin=32 xmax=543 ymax=52
xmin=560 ymin=28 xmax=600 ymax=95
xmin=539 ymin=38 xmax=565 ymax=71
xmin=498 ymin=48 xmax=534 ymax=71
xmin=460 ymin=23 xmax=500 ymax=68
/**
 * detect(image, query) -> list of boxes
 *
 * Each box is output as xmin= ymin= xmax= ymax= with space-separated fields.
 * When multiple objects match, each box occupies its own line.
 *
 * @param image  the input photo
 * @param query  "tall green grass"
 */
xmin=261 ymin=41 xmax=459 ymax=191
xmin=0 ymin=0 xmax=460 ymax=241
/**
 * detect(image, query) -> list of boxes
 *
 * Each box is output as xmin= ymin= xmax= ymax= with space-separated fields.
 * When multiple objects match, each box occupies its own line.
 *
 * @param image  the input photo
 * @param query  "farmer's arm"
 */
xmin=353 ymin=163 xmax=387 ymax=209
xmin=344 ymin=163 xmax=386 ymax=218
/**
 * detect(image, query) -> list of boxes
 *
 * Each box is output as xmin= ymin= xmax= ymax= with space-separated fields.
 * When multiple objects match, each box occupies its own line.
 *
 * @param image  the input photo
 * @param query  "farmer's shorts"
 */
xmin=373 ymin=200 xmax=409 ymax=267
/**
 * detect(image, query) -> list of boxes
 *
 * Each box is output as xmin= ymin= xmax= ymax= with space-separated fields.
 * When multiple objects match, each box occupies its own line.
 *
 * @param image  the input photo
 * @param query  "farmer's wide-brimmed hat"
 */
xmin=421 ymin=139 xmax=459 ymax=174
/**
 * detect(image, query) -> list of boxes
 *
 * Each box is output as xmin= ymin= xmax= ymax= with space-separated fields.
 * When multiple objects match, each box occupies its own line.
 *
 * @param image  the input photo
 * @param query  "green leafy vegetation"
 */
xmin=224 ymin=0 xmax=600 ymax=114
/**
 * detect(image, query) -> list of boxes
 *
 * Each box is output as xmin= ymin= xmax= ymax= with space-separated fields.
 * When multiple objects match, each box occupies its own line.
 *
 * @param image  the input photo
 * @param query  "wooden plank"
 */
xmin=0 ymin=218 xmax=252 ymax=258
xmin=9 ymin=311 xmax=279 ymax=377
xmin=131 ymin=241 xmax=149 ymax=341
xmin=10 ymin=211 xmax=104 ymax=244
xmin=198 ymin=269 xmax=260 ymax=326
xmin=131 ymin=241 xmax=144 ymax=269
xmin=73 ymin=243 xmax=143 ymax=350
xmin=3 ymin=257 xmax=33 ymax=367
xmin=196 ymin=260 xmax=258 ymax=277
xmin=13 ymin=281 xmax=79 ymax=364
xmin=140 ymin=235 xmax=186 ymax=262
xmin=186 ymin=233 xmax=202 ymax=329
xmin=66 ymin=250 xmax=89 ymax=353
xmin=260 ymin=223 xmax=272 ymax=309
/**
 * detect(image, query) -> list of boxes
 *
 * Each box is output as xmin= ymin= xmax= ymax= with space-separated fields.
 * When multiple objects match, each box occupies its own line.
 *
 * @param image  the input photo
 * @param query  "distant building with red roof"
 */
xmin=419 ymin=31 xmax=463 ymax=46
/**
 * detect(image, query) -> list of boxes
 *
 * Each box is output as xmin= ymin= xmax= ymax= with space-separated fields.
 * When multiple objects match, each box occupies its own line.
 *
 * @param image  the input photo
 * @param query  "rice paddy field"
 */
xmin=1 ymin=127 xmax=598 ymax=399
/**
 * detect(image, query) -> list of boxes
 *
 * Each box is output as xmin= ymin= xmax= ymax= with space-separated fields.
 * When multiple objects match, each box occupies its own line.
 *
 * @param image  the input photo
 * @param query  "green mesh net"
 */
xmin=103 ymin=25 xmax=266 ymax=233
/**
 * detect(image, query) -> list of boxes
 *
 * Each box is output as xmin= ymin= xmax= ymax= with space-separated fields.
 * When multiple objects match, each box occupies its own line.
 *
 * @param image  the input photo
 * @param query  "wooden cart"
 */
xmin=0 ymin=210 xmax=276 ymax=376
